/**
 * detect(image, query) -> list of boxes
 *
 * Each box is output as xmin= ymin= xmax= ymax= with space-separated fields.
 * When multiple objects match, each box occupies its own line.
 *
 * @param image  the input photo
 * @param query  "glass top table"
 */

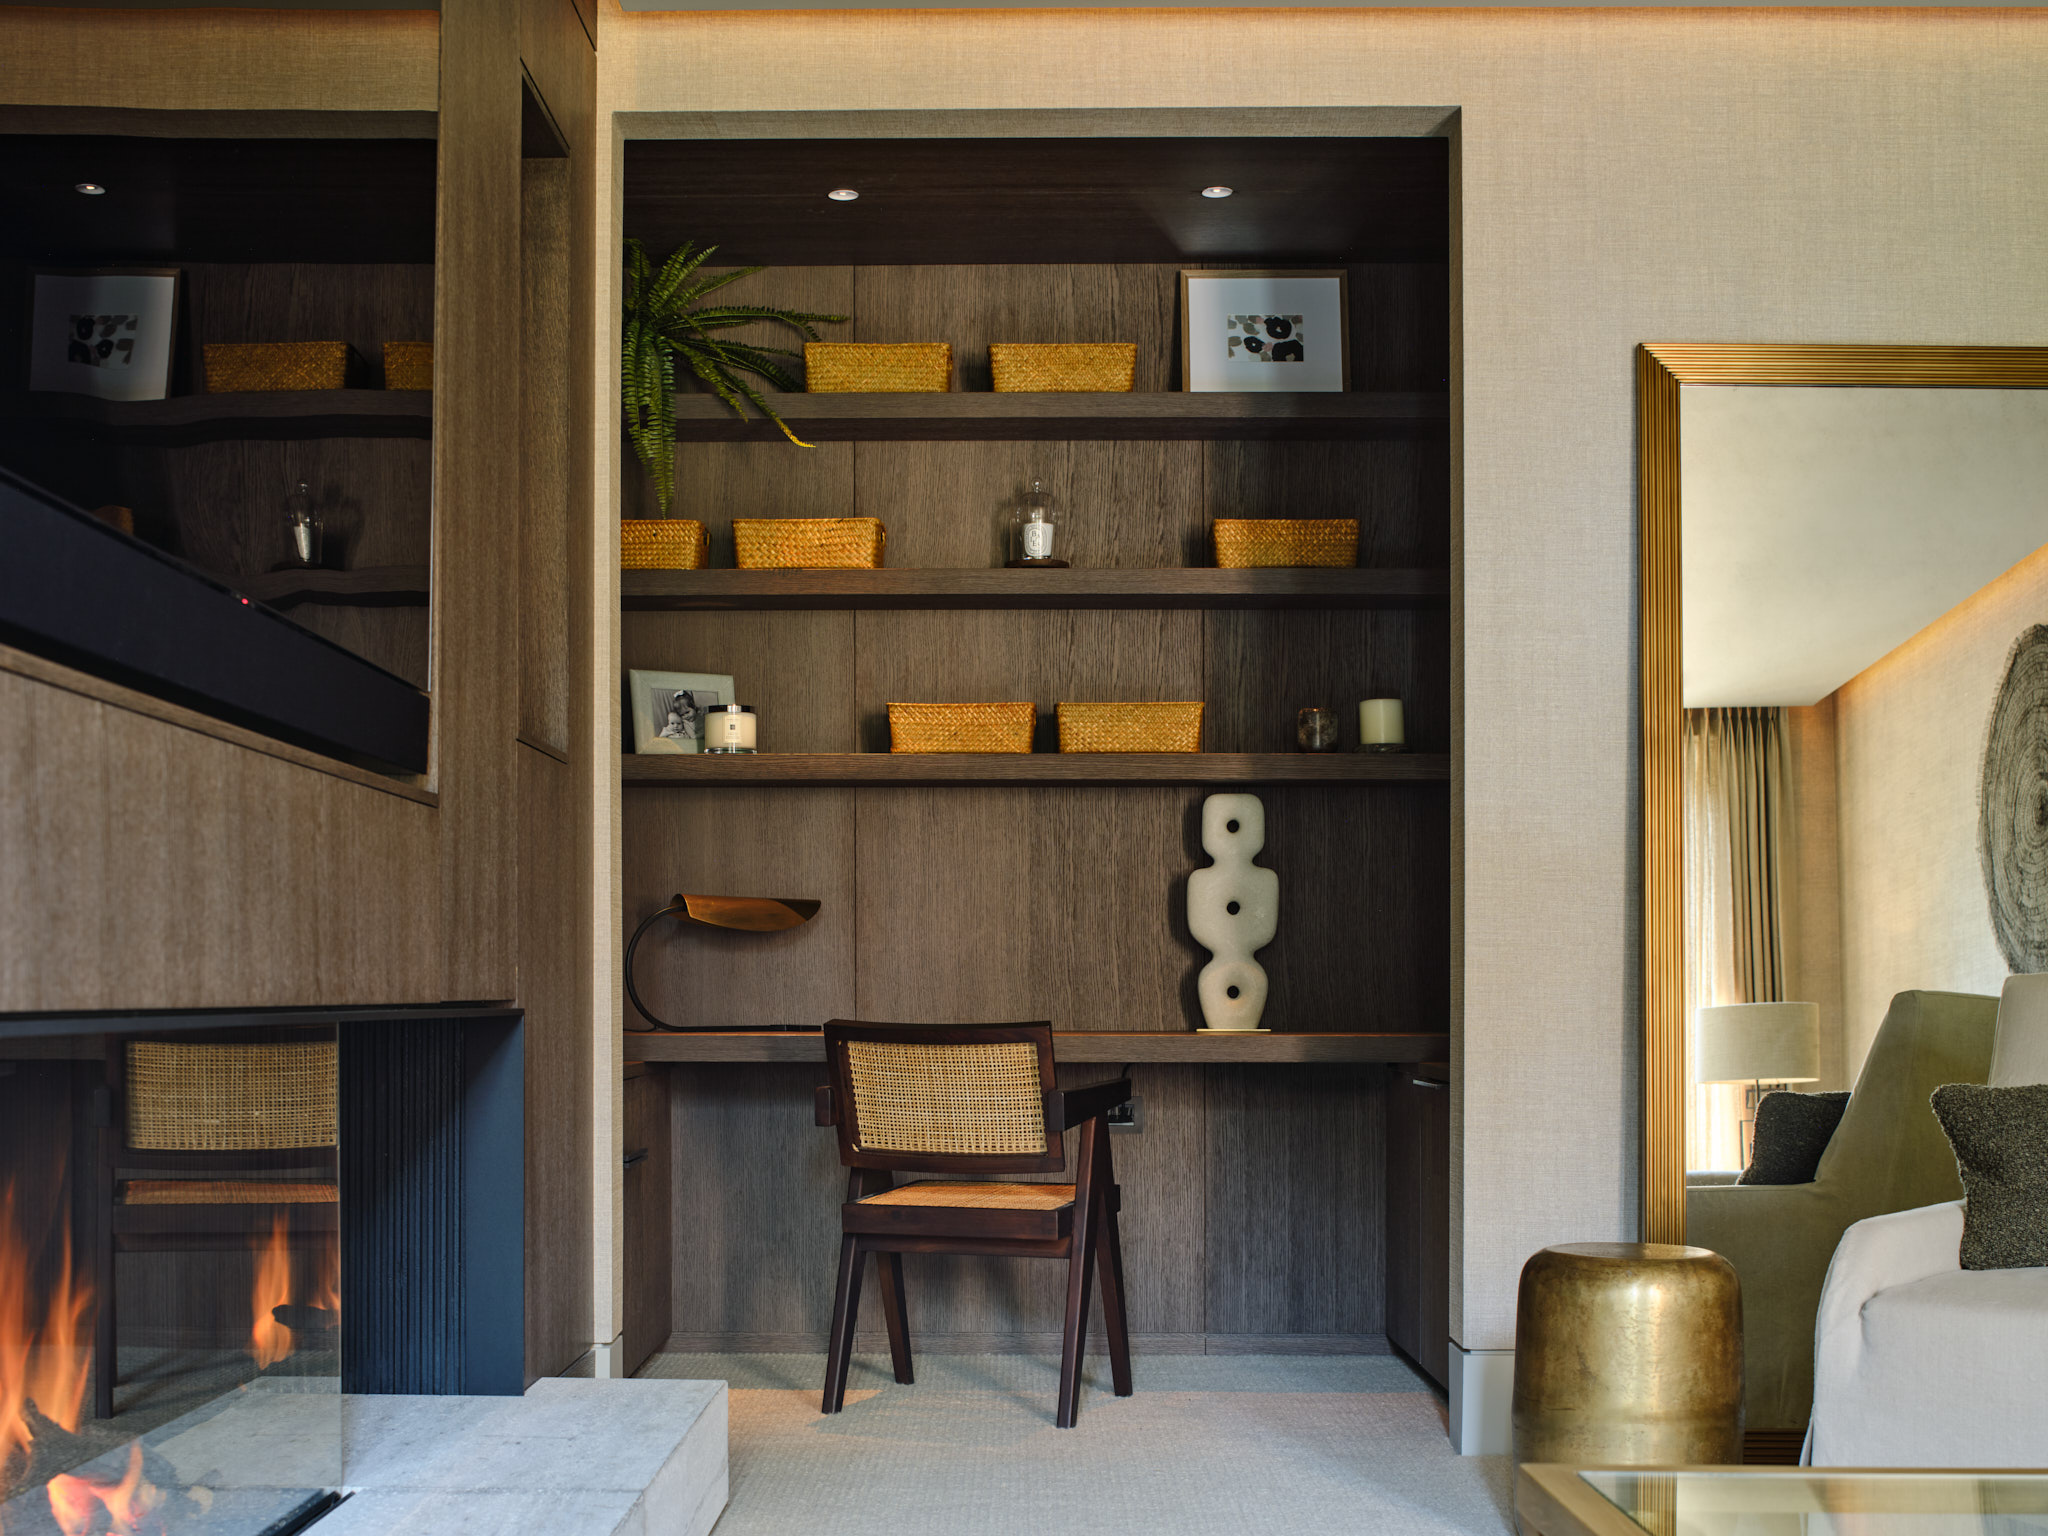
xmin=1517 ymin=1467 xmax=2048 ymax=1536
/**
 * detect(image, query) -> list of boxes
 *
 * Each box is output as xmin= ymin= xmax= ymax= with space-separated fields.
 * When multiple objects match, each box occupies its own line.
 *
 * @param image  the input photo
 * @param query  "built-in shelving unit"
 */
xmin=626 ymin=1030 xmax=1451 ymax=1064
xmin=240 ymin=564 xmax=433 ymax=609
xmin=0 ymin=390 xmax=433 ymax=445
xmin=622 ymin=566 xmax=1448 ymax=611
xmin=671 ymin=389 xmax=1448 ymax=442
xmin=623 ymin=751 xmax=1449 ymax=788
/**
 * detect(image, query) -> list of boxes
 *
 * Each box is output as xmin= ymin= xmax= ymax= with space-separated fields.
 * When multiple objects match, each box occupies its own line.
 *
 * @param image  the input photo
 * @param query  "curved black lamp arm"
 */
xmin=623 ymin=897 xmax=691 ymax=1032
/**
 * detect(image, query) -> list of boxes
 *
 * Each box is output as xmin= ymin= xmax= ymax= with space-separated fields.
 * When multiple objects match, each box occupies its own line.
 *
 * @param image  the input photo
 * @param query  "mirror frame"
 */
xmin=1636 ymin=342 xmax=2048 ymax=1242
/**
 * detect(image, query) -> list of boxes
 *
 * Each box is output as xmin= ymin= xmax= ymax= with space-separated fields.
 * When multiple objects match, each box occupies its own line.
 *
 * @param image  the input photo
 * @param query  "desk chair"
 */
xmin=813 ymin=1020 xmax=1132 ymax=1427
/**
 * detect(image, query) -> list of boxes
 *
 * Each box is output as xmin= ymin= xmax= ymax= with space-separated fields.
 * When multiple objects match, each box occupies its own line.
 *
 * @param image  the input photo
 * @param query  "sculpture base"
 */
xmin=1195 ymin=1027 xmax=1271 ymax=1034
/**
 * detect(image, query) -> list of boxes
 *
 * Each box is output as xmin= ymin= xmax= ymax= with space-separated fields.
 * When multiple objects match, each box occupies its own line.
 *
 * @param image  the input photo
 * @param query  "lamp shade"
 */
xmin=1694 ymin=1001 xmax=1821 ymax=1084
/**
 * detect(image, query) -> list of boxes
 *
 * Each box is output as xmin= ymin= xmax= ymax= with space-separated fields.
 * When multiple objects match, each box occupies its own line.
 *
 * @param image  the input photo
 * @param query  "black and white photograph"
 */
xmin=1179 ymin=269 xmax=1350 ymax=393
xmin=29 ymin=268 xmax=182 ymax=401
xmin=628 ymin=668 xmax=734 ymax=754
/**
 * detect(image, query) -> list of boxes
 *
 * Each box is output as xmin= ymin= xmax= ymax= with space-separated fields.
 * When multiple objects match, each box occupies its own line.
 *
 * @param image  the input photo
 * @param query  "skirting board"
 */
xmin=660 ymin=1332 xmax=1392 ymax=1357
xmin=1448 ymin=1342 xmax=1514 ymax=1455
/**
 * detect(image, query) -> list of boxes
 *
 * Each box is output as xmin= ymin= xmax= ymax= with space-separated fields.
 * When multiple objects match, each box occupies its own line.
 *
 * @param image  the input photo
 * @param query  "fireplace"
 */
xmin=0 ymin=1008 xmax=523 ymax=1536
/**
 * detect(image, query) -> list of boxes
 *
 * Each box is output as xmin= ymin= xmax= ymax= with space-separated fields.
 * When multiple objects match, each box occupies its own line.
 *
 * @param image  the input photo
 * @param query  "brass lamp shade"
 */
xmin=1695 ymin=1001 xmax=1820 ymax=1085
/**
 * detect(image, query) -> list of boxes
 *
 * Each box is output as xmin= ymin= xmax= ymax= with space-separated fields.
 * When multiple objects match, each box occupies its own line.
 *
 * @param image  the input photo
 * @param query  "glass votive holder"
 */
xmin=1357 ymin=698 xmax=1406 ymax=752
xmin=1296 ymin=706 xmax=1340 ymax=753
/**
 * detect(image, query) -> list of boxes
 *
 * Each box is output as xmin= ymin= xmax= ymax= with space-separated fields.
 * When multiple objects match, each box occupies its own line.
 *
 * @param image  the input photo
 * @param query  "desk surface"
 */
xmin=624 ymin=1030 xmax=1450 ymax=1065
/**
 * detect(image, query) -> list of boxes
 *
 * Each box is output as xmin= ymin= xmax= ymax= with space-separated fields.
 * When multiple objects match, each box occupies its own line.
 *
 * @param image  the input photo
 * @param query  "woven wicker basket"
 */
xmin=734 ymin=518 xmax=886 ymax=570
xmin=125 ymin=1040 xmax=337 ymax=1151
xmin=383 ymin=341 xmax=432 ymax=390
xmin=621 ymin=519 xmax=709 ymax=570
xmin=805 ymin=342 xmax=952 ymax=393
xmin=1057 ymin=701 xmax=1204 ymax=754
xmin=989 ymin=343 xmax=1137 ymax=393
xmin=888 ymin=701 xmax=1036 ymax=754
xmin=1212 ymin=518 xmax=1359 ymax=569
xmin=204 ymin=342 xmax=354 ymax=393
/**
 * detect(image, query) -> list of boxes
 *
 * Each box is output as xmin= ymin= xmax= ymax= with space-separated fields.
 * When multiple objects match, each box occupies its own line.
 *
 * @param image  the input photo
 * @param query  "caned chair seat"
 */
xmin=119 ymin=1180 xmax=339 ymax=1205
xmin=862 ymin=1181 xmax=1075 ymax=1211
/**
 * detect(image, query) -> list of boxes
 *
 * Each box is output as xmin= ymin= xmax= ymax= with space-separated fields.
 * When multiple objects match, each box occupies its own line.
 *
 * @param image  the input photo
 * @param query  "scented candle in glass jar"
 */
xmin=704 ymin=704 xmax=757 ymax=754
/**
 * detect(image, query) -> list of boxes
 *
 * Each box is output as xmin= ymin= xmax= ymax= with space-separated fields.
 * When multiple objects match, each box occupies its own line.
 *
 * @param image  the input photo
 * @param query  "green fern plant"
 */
xmin=621 ymin=237 xmax=847 ymax=513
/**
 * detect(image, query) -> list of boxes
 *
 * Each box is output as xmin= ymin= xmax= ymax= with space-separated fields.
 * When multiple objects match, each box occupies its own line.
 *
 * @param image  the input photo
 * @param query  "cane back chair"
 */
xmin=96 ymin=1035 xmax=338 ymax=1417
xmin=813 ymin=1021 xmax=1133 ymax=1427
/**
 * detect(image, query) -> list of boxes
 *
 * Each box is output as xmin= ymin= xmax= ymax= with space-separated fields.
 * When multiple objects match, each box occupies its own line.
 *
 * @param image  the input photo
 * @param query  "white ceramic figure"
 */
xmin=1186 ymin=793 xmax=1279 ymax=1031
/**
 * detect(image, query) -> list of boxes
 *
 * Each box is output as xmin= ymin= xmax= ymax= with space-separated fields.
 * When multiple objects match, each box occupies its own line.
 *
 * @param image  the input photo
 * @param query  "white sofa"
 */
xmin=1808 ymin=972 xmax=2048 ymax=1466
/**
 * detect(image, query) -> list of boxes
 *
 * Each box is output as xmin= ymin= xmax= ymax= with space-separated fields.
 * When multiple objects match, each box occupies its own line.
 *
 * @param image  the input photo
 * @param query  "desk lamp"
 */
xmin=624 ymin=893 xmax=820 ymax=1032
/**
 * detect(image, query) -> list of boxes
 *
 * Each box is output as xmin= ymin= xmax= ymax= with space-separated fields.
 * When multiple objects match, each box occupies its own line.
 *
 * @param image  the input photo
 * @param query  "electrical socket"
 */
xmin=1106 ymin=1096 xmax=1142 ymax=1133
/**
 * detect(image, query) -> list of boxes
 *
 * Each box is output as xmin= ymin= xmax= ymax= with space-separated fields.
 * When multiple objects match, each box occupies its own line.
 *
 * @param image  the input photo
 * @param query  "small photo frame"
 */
xmin=629 ymin=669 xmax=735 ymax=755
xmin=1179 ymin=269 xmax=1350 ymax=394
xmin=29 ymin=268 xmax=181 ymax=401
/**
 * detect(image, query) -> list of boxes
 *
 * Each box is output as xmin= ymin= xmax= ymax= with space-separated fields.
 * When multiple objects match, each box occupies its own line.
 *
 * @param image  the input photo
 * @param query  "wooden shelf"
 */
xmin=622 ymin=566 xmax=1449 ymax=612
xmin=625 ymin=1030 xmax=1450 ymax=1065
xmin=0 ymin=390 xmax=433 ymax=446
xmin=241 ymin=564 xmax=431 ymax=609
xmin=670 ymin=391 xmax=1448 ymax=443
xmin=622 ymin=752 xmax=1449 ymax=787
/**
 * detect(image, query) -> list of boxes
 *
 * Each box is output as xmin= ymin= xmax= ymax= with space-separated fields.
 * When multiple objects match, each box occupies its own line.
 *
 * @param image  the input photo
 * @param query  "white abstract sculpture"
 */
xmin=1187 ymin=793 xmax=1278 ymax=1032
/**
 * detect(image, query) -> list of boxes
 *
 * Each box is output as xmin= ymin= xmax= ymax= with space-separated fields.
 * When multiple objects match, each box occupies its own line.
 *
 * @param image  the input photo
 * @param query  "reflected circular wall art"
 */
xmin=1980 ymin=623 xmax=2048 ymax=972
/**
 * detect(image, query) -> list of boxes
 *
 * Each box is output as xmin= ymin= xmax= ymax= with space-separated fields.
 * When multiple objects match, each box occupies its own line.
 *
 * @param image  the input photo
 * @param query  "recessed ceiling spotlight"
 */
xmin=75 ymin=182 xmax=106 ymax=196
xmin=1201 ymin=185 xmax=1233 ymax=199
xmin=827 ymin=188 xmax=859 ymax=202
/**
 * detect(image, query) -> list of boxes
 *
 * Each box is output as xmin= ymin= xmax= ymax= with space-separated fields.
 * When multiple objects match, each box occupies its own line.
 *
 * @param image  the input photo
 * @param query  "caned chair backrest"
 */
xmin=823 ymin=1021 xmax=1064 ymax=1174
xmin=124 ymin=1040 xmax=338 ymax=1152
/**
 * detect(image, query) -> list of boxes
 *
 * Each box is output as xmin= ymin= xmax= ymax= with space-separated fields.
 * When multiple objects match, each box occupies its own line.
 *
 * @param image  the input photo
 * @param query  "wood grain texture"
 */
xmin=0 ymin=663 xmax=438 ymax=1013
xmin=621 ymin=1062 xmax=672 ymax=1374
xmin=622 ymin=788 xmax=856 ymax=1032
xmin=622 ymin=752 xmax=1451 ymax=787
xmin=621 ymin=567 xmax=1450 ymax=611
xmin=1384 ymin=1067 xmax=1449 ymax=1386
xmin=0 ymin=390 xmax=432 ymax=445
xmin=621 ymin=610 xmax=857 ymax=753
xmin=519 ymin=743 xmax=592 ymax=1379
xmin=1206 ymin=609 xmax=1450 ymax=755
xmin=436 ymin=0 xmax=523 ymax=1000
xmin=1204 ymin=1064 xmax=1385 ymax=1336
xmin=520 ymin=0 xmax=595 ymax=152
xmin=626 ymin=1031 xmax=1450 ymax=1063
xmin=521 ymin=159 xmax=573 ymax=753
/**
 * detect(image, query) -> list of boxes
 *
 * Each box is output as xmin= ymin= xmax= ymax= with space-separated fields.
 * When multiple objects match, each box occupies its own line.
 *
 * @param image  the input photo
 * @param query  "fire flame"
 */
xmin=45 ymin=1443 xmax=165 ymax=1536
xmin=248 ymin=1215 xmax=294 ymax=1370
xmin=0 ymin=1183 xmax=92 ymax=1487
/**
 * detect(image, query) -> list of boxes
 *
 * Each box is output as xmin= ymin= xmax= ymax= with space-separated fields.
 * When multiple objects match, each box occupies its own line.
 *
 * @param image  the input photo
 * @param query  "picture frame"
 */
xmin=29 ymin=268 xmax=181 ymax=401
xmin=629 ymin=669 xmax=735 ymax=755
xmin=1179 ymin=269 xmax=1350 ymax=394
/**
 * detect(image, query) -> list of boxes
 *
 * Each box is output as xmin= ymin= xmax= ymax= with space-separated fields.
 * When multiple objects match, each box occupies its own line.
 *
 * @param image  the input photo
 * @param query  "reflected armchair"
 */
xmin=1684 ymin=988 xmax=1997 ymax=1436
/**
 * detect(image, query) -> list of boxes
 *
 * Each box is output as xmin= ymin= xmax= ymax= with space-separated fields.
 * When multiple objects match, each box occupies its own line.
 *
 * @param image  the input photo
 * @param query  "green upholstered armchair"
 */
xmin=1684 ymin=989 xmax=1997 ymax=1435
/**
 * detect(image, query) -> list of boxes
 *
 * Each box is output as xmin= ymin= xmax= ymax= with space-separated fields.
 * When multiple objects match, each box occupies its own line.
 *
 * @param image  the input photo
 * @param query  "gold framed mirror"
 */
xmin=1638 ymin=343 xmax=2048 ymax=1242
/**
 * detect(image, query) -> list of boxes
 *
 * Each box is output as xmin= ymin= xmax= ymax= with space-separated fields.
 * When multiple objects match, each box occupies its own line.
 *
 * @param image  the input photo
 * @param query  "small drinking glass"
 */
xmin=1296 ymin=706 xmax=1340 ymax=752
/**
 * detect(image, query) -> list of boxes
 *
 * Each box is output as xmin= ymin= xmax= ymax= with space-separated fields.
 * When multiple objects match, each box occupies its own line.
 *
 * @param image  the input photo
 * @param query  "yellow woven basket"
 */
xmin=204 ymin=342 xmax=354 ymax=393
xmin=1057 ymin=702 xmax=1204 ymax=754
xmin=806 ymin=343 xmax=952 ymax=393
xmin=734 ymin=518 xmax=886 ymax=570
xmin=989 ymin=343 xmax=1137 ymax=393
xmin=621 ymin=519 xmax=709 ymax=570
xmin=383 ymin=341 xmax=432 ymax=390
xmin=889 ymin=702 xmax=1036 ymax=754
xmin=1212 ymin=518 xmax=1359 ymax=569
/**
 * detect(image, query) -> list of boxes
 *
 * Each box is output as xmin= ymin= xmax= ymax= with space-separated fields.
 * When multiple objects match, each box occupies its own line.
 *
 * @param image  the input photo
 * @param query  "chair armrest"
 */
xmin=1815 ymin=1199 xmax=1964 ymax=1345
xmin=814 ymin=1085 xmax=836 ymax=1127
xmin=1045 ymin=1078 xmax=1132 ymax=1135
xmin=1687 ymin=1170 xmax=1742 ymax=1187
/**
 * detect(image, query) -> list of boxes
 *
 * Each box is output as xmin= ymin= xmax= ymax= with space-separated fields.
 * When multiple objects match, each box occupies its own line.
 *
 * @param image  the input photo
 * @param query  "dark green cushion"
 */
xmin=1738 ymin=1090 xmax=1851 ymax=1185
xmin=1931 ymin=1082 xmax=2048 ymax=1270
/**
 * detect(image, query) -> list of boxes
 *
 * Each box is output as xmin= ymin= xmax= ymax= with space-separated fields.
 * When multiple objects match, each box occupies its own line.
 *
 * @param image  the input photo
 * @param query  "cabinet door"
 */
xmin=621 ymin=1063 xmax=672 ymax=1375
xmin=1384 ymin=1066 xmax=1449 ymax=1388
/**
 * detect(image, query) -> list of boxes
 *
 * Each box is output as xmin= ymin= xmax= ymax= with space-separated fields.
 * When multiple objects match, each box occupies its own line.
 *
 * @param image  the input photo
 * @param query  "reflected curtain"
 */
xmin=1683 ymin=707 xmax=1788 ymax=1170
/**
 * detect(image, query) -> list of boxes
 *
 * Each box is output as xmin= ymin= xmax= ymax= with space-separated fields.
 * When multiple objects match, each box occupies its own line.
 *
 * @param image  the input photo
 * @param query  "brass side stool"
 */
xmin=1512 ymin=1243 xmax=1742 ymax=1467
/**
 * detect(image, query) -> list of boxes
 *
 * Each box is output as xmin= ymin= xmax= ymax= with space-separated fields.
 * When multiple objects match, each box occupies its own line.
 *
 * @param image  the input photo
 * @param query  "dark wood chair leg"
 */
xmin=1056 ymin=1119 xmax=1102 ymax=1428
xmin=1093 ymin=1133 xmax=1133 ymax=1398
xmin=821 ymin=1232 xmax=865 ymax=1414
xmin=877 ymin=1251 xmax=914 ymax=1385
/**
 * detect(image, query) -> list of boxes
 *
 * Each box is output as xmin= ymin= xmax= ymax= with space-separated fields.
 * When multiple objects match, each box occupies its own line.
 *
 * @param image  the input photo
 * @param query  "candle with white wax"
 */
xmin=704 ymin=704 xmax=757 ymax=753
xmin=1357 ymin=698 xmax=1405 ymax=750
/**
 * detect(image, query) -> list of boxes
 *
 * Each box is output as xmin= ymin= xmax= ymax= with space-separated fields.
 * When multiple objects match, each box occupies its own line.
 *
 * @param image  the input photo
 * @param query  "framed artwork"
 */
xmin=28 ymin=268 xmax=181 ymax=401
xmin=629 ymin=669 xmax=735 ymax=755
xmin=1179 ymin=269 xmax=1350 ymax=394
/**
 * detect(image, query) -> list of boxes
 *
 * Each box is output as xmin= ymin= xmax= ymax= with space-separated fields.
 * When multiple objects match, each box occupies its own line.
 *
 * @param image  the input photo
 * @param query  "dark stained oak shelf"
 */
xmin=241 ymin=564 xmax=432 ymax=609
xmin=624 ymin=1030 xmax=1451 ymax=1065
xmin=0 ymin=389 xmax=433 ymax=445
xmin=670 ymin=390 xmax=1449 ymax=442
xmin=622 ymin=566 xmax=1449 ymax=611
xmin=622 ymin=752 xmax=1449 ymax=787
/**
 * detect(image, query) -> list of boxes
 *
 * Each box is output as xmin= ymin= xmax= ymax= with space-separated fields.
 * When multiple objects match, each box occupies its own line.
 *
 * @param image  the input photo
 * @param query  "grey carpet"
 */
xmin=638 ymin=1351 xmax=1514 ymax=1535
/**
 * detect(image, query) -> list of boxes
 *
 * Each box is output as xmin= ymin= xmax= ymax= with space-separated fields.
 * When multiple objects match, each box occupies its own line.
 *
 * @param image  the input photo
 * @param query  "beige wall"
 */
xmin=1833 ymin=542 xmax=2048 ymax=1078
xmin=1784 ymin=698 xmax=1848 ymax=1093
xmin=597 ymin=4 xmax=2048 ymax=1354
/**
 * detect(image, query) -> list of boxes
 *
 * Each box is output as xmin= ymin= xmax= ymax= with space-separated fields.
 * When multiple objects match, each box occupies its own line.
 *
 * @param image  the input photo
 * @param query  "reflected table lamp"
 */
xmin=1695 ymin=1000 xmax=1821 ymax=1167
